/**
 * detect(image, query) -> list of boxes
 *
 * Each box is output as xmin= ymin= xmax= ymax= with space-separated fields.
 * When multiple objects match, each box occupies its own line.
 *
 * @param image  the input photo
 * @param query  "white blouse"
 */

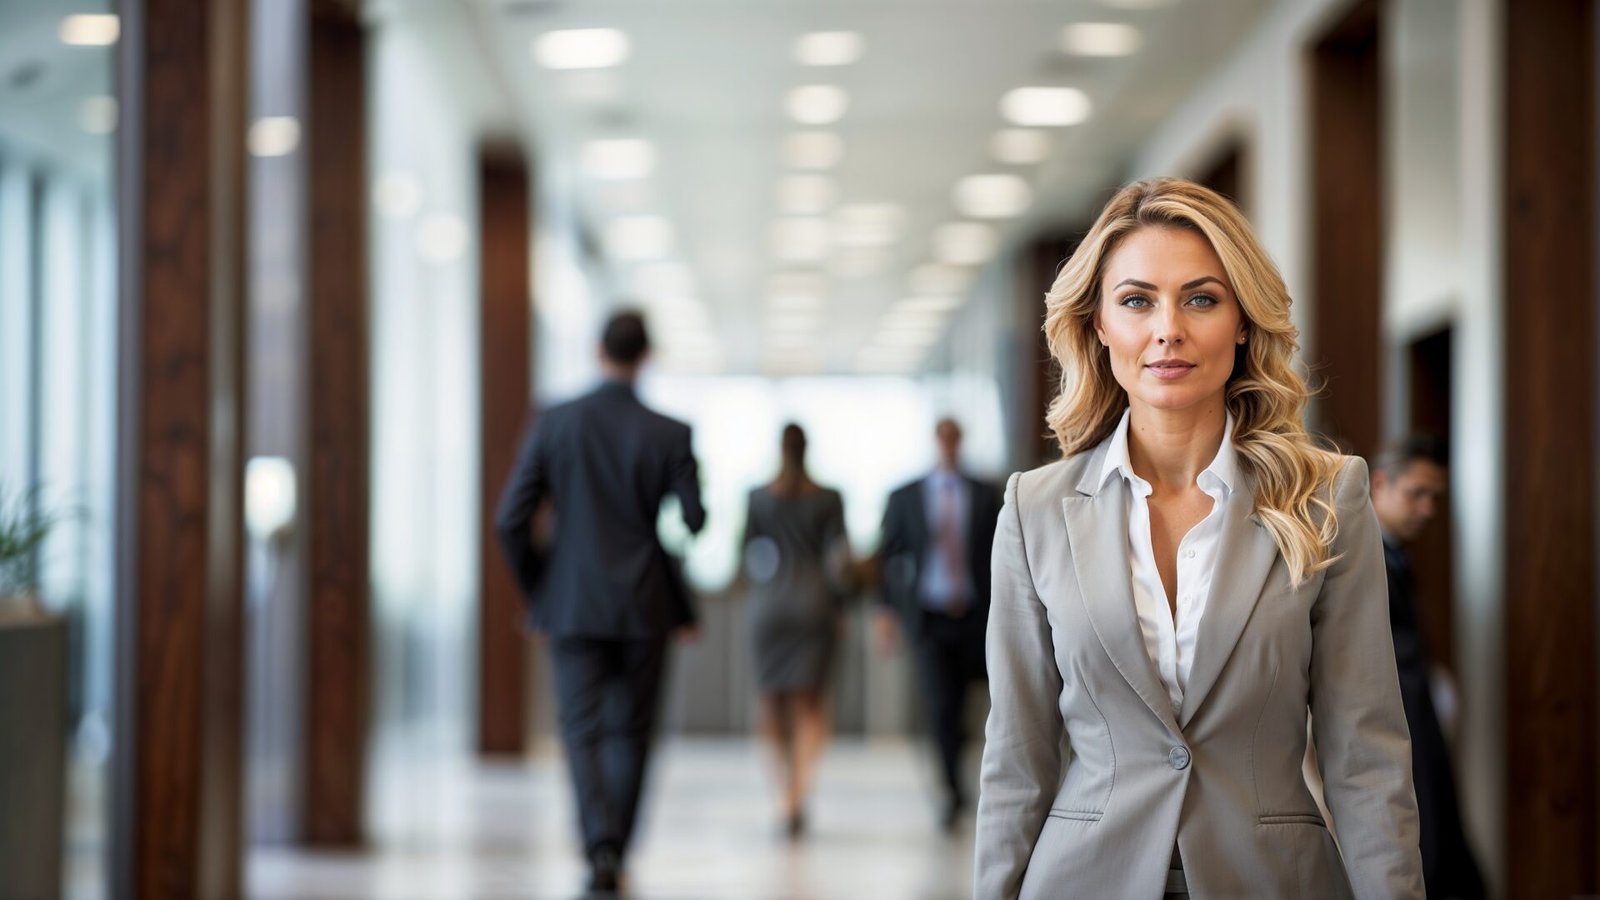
xmin=1098 ymin=409 xmax=1238 ymax=714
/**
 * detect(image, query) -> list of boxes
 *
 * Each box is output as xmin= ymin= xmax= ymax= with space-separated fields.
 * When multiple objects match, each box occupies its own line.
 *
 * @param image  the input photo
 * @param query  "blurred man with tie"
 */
xmin=877 ymin=418 xmax=1002 ymax=831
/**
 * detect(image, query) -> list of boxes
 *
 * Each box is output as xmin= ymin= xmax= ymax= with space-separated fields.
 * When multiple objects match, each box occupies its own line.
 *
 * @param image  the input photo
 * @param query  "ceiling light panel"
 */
xmin=783 ymin=132 xmax=845 ymax=170
xmin=771 ymin=219 xmax=831 ymax=263
xmin=1061 ymin=23 xmax=1144 ymax=57
xmin=933 ymin=222 xmax=999 ymax=266
xmin=533 ymin=28 xmax=631 ymax=69
xmin=374 ymin=172 xmax=424 ymax=219
xmin=831 ymin=203 xmax=904 ymax=247
xmin=1001 ymin=87 xmax=1092 ymax=127
xmin=59 ymin=15 xmax=119 ymax=46
xmin=793 ymin=31 xmax=864 ymax=66
xmin=605 ymin=216 xmax=674 ymax=260
xmin=581 ymin=139 xmax=655 ymax=180
xmin=787 ymin=85 xmax=849 ymax=125
xmin=777 ymin=175 xmax=836 ymax=215
xmin=953 ymin=174 xmax=1034 ymax=219
xmin=990 ymin=129 xmax=1054 ymax=165
xmin=248 ymin=117 xmax=301 ymax=157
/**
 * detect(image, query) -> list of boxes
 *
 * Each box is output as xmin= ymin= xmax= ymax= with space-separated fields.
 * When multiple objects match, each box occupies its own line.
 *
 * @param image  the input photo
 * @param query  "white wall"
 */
xmin=1119 ymin=0 xmax=1507 ymax=889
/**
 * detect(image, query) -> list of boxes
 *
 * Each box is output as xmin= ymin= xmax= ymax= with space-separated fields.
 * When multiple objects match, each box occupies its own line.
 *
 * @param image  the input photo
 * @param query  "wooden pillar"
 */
xmin=478 ymin=147 xmax=532 ymax=756
xmin=112 ymin=0 xmax=249 ymax=894
xmin=1502 ymin=0 xmax=1599 ymax=895
xmin=1308 ymin=0 xmax=1383 ymax=458
xmin=303 ymin=0 xmax=370 ymax=846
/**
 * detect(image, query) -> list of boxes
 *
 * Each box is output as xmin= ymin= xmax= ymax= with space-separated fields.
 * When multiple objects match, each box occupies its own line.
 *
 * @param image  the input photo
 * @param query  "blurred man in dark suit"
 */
xmin=876 ymin=418 xmax=1002 ymax=831
xmin=496 ymin=310 xmax=705 ymax=895
xmin=1371 ymin=436 xmax=1484 ymax=900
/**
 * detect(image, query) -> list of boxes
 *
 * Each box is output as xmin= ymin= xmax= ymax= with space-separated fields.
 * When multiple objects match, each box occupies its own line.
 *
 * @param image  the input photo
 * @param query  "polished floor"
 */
xmin=248 ymin=737 xmax=977 ymax=900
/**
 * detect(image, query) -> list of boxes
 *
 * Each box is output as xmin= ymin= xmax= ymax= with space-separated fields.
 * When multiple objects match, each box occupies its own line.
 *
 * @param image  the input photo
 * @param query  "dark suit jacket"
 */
xmin=879 ymin=470 xmax=1002 ymax=634
xmin=495 ymin=380 xmax=706 ymax=639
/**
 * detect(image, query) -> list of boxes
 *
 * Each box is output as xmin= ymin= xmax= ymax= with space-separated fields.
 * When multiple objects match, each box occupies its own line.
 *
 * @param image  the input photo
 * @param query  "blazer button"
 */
xmin=1168 ymin=746 xmax=1191 ymax=770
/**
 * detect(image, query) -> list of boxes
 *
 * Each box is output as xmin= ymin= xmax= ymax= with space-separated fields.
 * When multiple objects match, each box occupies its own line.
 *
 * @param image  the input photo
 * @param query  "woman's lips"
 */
xmin=1145 ymin=360 xmax=1196 ymax=380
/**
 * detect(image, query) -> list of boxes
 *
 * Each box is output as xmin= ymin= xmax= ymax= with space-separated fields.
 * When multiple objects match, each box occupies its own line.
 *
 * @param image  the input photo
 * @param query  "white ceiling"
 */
xmin=0 ymin=3 xmax=115 ymax=179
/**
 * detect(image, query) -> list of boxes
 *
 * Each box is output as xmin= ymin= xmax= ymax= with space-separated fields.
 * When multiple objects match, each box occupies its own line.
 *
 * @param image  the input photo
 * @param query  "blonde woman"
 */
xmin=974 ymin=179 xmax=1422 ymax=899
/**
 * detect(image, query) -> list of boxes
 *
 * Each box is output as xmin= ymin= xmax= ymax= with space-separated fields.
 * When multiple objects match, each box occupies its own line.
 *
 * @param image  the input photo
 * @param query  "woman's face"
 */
xmin=1094 ymin=225 xmax=1247 ymax=417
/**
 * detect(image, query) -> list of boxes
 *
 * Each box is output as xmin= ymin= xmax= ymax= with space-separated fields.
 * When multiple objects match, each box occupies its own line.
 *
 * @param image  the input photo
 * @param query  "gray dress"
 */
xmin=741 ymin=486 xmax=849 ymax=691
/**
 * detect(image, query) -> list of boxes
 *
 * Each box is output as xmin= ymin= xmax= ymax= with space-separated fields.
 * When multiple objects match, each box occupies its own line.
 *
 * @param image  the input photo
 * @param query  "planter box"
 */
xmin=0 ymin=609 xmax=66 ymax=900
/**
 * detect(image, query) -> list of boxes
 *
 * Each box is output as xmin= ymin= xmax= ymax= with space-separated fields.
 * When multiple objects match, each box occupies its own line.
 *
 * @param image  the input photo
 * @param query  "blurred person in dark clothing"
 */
xmin=876 ymin=418 xmax=1002 ymax=831
xmin=740 ymin=423 xmax=853 ymax=838
xmin=495 ymin=310 xmax=706 ymax=896
xmin=1371 ymin=435 xmax=1485 ymax=899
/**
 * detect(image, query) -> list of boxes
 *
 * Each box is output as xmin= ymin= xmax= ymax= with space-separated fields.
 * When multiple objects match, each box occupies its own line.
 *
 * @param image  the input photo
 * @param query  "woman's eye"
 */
xmin=1120 ymin=295 xmax=1151 ymax=309
xmin=1188 ymin=293 xmax=1218 ymax=308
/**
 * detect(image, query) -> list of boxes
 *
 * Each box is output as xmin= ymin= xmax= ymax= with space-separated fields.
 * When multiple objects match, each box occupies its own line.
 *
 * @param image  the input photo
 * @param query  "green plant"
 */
xmin=0 ymin=484 xmax=58 ymax=598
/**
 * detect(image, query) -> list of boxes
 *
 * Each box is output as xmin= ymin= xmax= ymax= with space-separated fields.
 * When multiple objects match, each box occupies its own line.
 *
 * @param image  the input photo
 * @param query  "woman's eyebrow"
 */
xmin=1112 ymin=278 xmax=1157 ymax=291
xmin=1110 ymin=276 xmax=1226 ymax=291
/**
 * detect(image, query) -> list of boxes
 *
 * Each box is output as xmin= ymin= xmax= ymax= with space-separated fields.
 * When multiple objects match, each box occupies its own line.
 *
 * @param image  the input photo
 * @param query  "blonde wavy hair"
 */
xmin=1043 ymin=177 xmax=1344 ymax=584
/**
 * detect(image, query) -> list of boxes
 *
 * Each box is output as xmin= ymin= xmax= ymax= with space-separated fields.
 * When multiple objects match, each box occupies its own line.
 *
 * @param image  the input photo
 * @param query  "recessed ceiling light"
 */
xmin=933 ymin=222 xmax=998 ymax=266
xmin=1061 ymin=23 xmax=1144 ymax=57
xmin=1001 ymin=87 xmax=1092 ymax=127
xmin=248 ymin=117 xmax=301 ymax=157
xmin=581 ymin=139 xmax=655 ymax=180
xmin=374 ymin=172 xmax=424 ymax=218
xmin=793 ymin=31 xmax=864 ymax=66
xmin=831 ymin=203 xmax=903 ymax=247
xmin=909 ymin=264 xmax=973 ymax=295
xmin=78 ymin=96 xmax=117 ymax=135
xmin=782 ymin=132 xmax=845 ymax=170
xmin=787 ymin=85 xmax=849 ymax=125
xmin=417 ymin=213 xmax=469 ymax=264
xmin=605 ymin=215 xmax=674 ymax=260
xmin=59 ymin=15 xmax=119 ymax=46
xmin=777 ymin=175 xmax=836 ymax=215
xmin=953 ymin=174 xmax=1033 ymax=219
xmin=533 ymin=28 xmax=630 ymax=69
xmin=771 ymin=219 xmax=831 ymax=263
xmin=990 ymin=129 xmax=1053 ymax=165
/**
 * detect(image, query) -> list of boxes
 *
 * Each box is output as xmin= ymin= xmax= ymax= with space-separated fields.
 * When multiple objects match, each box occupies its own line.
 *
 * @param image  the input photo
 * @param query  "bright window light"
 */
xmin=533 ymin=28 xmax=630 ymax=69
xmin=1001 ymin=86 xmax=1092 ymax=127
xmin=794 ymin=31 xmax=864 ymax=66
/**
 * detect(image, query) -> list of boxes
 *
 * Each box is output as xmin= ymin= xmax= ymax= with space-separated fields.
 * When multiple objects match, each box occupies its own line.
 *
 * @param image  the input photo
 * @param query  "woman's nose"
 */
xmin=1154 ymin=304 xmax=1184 ymax=345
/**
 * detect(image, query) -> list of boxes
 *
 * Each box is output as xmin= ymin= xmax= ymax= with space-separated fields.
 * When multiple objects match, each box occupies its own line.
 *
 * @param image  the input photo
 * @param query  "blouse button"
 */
xmin=1185 ymin=549 xmax=1196 ymax=559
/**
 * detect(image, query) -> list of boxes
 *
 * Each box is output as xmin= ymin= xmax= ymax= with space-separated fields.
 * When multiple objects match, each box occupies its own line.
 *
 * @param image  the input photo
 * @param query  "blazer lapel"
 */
xmin=1178 ymin=472 xmax=1279 ymax=728
xmin=1063 ymin=476 xmax=1182 ymax=736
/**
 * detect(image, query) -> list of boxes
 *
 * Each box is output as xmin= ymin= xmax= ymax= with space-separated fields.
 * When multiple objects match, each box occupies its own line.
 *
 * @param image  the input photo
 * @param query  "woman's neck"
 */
xmin=1125 ymin=401 xmax=1228 ymax=494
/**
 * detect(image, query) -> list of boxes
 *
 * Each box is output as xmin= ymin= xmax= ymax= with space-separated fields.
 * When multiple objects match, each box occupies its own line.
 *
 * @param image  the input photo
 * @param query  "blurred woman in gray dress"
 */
xmin=741 ymin=424 xmax=852 ymax=837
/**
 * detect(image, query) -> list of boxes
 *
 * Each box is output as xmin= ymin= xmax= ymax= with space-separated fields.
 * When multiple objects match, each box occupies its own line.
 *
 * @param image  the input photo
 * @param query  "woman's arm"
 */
xmin=974 ymin=473 xmax=1065 ymax=900
xmin=1310 ymin=457 xmax=1425 ymax=899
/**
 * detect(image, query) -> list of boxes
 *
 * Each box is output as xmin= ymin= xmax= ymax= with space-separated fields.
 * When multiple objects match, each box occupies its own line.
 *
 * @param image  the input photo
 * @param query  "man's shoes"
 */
xmin=588 ymin=847 xmax=621 ymax=895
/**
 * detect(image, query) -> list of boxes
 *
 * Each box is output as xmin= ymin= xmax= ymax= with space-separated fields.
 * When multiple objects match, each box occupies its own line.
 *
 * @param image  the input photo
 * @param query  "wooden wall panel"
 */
xmin=303 ymin=4 xmax=370 ymax=847
xmin=478 ymin=149 xmax=532 ymax=756
xmin=1502 ymin=1 xmax=1599 ymax=895
xmin=1308 ymin=0 xmax=1383 ymax=458
xmin=113 ymin=0 xmax=249 ymax=895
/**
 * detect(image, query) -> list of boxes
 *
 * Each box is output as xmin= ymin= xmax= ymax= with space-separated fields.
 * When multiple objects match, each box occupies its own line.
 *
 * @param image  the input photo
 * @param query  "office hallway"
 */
xmin=248 ymin=737 xmax=976 ymax=900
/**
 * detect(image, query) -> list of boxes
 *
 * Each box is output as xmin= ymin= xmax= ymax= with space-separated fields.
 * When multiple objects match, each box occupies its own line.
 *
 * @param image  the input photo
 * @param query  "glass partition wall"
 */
xmin=0 ymin=3 xmax=119 ymax=897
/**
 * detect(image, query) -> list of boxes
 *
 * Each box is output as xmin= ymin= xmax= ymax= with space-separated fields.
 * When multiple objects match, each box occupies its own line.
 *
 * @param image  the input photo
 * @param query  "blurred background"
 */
xmin=0 ymin=0 xmax=1595 ymax=898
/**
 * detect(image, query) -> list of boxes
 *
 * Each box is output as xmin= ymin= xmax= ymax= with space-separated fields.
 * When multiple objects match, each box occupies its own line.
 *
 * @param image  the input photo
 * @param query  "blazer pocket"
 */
xmin=1046 ymin=809 xmax=1103 ymax=823
xmin=1257 ymin=812 xmax=1326 ymax=827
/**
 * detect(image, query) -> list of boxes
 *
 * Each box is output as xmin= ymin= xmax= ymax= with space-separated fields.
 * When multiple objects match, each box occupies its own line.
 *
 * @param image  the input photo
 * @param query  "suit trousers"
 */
xmin=549 ymin=636 xmax=669 ymax=862
xmin=914 ymin=609 xmax=987 ymax=803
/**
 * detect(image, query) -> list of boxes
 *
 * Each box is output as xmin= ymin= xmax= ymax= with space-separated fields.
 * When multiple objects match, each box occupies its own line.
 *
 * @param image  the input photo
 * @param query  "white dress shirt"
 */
xmin=1099 ymin=409 xmax=1238 ymax=713
xmin=918 ymin=467 xmax=972 ymax=611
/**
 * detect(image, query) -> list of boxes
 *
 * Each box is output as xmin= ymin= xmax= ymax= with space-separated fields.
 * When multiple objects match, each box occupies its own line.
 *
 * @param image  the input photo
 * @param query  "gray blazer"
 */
xmin=975 ymin=438 xmax=1423 ymax=899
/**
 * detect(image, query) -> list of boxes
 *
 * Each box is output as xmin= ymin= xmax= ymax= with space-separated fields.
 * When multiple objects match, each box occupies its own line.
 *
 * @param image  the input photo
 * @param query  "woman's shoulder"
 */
xmin=1006 ymin=448 xmax=1101 ymax=509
